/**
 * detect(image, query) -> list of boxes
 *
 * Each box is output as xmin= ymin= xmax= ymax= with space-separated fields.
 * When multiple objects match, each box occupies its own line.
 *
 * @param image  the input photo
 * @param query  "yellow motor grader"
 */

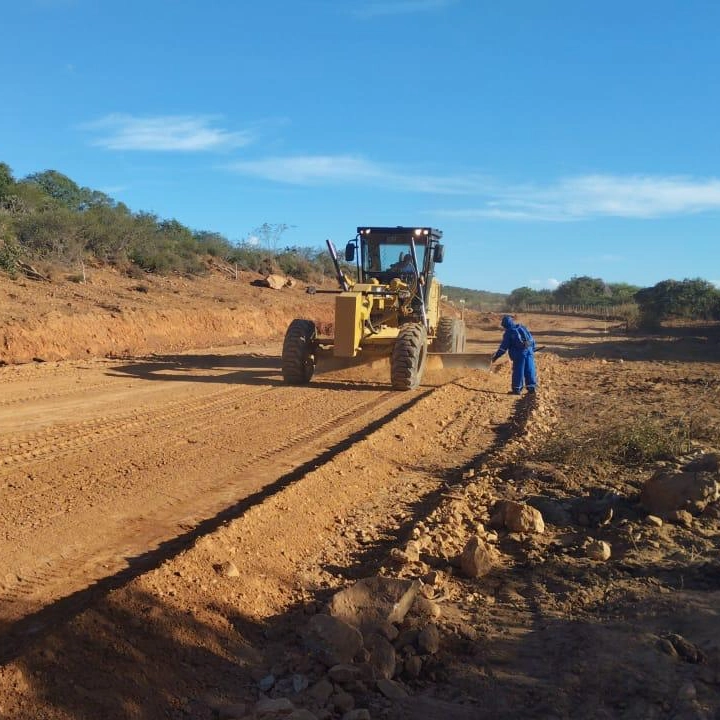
xmin=281 ymin=226 xmax=489 ymax=390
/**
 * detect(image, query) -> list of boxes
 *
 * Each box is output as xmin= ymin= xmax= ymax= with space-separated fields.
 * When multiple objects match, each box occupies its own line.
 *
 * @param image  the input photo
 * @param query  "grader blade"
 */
xmin=427 ymin=353 xmax=493 ymax=371
xmin=313 ymin=355 xmax=372 ymax=374
xmin=313 ymin=347 xmax=391 ymax=375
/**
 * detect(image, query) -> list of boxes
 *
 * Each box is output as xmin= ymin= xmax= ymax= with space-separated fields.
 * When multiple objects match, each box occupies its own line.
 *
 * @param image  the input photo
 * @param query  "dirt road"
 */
xmin=1 ymin=309 xmax=719 ymax=720
xmin=0 ymin=347 xmax=448 ymax=624
xmin=0 ymin=324 xmax=508 ymax=638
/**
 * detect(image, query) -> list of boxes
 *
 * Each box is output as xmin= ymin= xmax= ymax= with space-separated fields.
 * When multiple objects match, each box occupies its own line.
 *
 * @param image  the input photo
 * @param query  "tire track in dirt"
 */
xmin=0 ymin=381 xmax=399 ymax=539
xmin=0 ymin=378 xmax=116 ymax=409
xmin=0 ymin=384 xmax=280 ymax=469
xmin=0 ymin=386 xmax=429 ymax=627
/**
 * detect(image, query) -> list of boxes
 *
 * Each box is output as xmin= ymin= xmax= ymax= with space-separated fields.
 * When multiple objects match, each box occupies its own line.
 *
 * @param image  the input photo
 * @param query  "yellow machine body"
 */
xmin=281 ymin=227 xmax=488 ymax=390
xmin=331 ymin=277 xmax=440 ymax=359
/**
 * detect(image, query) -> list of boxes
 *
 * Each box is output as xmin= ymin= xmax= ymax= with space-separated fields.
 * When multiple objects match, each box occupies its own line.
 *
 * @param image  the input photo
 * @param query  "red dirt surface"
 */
xmin=0 ymin=266 xmax=719 ymax=719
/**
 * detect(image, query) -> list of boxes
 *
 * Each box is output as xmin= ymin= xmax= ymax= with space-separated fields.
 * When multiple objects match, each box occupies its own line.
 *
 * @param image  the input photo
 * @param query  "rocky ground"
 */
xmin=0 ymin=265 xmax=719 ymax=720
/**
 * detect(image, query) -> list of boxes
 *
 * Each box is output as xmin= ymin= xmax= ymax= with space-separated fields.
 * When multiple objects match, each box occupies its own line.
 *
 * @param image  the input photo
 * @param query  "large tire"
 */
xmin=435 ymin=317 xmax=466 ymax=353
xmin=281 ymin=319 xmax=316 ymax=384
xmin=434 ymin=317 xmax=455 ymax=352
xmin=390 ymin=323 xmax=428 ymax=390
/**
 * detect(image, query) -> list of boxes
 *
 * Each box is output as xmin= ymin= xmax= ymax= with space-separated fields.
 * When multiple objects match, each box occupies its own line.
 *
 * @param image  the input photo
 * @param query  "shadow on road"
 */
xmin=106 ymin=352 xmax=391 ymax=391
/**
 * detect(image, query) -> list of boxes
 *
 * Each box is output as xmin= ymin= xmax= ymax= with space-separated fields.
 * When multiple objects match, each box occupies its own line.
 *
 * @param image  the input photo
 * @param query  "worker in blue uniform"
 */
xmin=491 ymin=315 xmax=538 ymax=395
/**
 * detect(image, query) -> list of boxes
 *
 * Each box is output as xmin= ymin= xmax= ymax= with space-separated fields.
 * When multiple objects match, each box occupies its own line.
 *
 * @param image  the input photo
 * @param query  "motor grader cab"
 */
xmin=281 ymin=226 xmax=479 ymax=390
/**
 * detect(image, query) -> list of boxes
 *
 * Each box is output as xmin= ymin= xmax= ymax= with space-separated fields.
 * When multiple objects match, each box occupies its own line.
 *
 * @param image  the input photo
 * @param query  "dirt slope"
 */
xmin=0 ymin=267 xmax=719 ymax=720
xmin=0 ymin=265 xmax=335 ymax=365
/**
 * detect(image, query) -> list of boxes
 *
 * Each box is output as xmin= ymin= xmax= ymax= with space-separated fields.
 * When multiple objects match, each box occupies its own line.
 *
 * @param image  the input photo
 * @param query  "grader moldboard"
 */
xmin=281 ymin=226 xmax=491 ymax=390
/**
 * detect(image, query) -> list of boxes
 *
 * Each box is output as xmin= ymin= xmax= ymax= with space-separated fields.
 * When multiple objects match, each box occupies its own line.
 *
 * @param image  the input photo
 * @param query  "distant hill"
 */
xmin=442 ymin=285 xmax=508 ymax=312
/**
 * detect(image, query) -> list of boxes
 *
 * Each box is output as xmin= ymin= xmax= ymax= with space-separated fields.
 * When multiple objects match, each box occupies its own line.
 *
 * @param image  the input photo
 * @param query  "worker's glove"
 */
xmin=491 ymin=352 xmax=501 ymax=363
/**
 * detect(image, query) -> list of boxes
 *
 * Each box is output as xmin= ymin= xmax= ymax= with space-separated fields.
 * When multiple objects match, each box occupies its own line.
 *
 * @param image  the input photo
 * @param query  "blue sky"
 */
xmin=2 ymin=0 xmax=718 ymax=293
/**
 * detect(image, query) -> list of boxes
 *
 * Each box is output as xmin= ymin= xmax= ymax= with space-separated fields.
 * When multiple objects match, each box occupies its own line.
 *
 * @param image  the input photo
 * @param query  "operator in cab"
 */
xmin=390 ymin=253 xmax=415 ymax=275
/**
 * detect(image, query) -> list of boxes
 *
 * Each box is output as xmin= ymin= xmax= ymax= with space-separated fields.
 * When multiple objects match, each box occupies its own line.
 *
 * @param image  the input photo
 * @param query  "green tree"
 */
xmin=507 ymin=286 xmax=547 ymax=309
xmin=15 ymin=204 xmax=84 ymax=261
xmin=554 ymin=276 xmax=611 ymax=305
xmin=607 ymin=282 xmax=641 ymax=304
xmin=128 ymin=216 xmax=206 ymax=274
xmin=635 ymin=278 xmax=720 ymax=325
xmin=8 ymin=178 xmax=53 ymax=211
xmin=23 ymin=170 xmax=85 ymax=210
xmin=80 ymin=204 xmax=135 ymax=262
xmin=442 ymin=285 xmax=507 ymax=312
xmin=22 ymin=170 xmax=114 ymax=212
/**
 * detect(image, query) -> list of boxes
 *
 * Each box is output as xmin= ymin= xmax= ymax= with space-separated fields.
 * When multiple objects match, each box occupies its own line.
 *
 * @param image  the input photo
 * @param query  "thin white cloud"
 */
xmin=436 ymin=174 xmax=720 ymax=221
xmin=228 ymin=153 xmax=720 ymax=221
xmin=553 ymin=175 xmax=720 ymax=218
xmin=84 ymin=114 xmax=253 ymax=152
xmin=444 ymin=207 xmax=542 ymax=221
xmin=349 ymin=0 xmax=458 ymax=19
xmin=227 ymin=154 xmax=490 ymax=194
xmin=231 ymin=155 xmax=383 ymax=184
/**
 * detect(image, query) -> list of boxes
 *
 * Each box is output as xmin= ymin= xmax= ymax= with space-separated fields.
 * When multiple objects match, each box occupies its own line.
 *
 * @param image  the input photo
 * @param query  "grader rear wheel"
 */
xmin=435 ymin=317 xmax=466 ymax=353
xmin=281 ymin=319 xmax=317 ymax=384
xmin=434 ymin=317 xmax=455 ymax=352
xmin=390 ymin=323 xmax=428 ymax=390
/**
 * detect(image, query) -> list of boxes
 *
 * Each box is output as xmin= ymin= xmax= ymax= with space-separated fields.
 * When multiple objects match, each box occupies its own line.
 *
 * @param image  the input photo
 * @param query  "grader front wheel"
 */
xmin=390 ymin=323 xmax=428 ymax=390
xmin=281 ymin=319 xmax=317 ymax=384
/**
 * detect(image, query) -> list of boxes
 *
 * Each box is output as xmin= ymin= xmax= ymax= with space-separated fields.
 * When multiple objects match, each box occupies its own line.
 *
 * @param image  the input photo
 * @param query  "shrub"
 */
xmin=228 ymin=243 xmax=275 ymax=274
xmin=128 ymin=243 xmax=176 ymax=274
xmin=80 ymin=205 xmax=133 ymax=263
xmin=15 ymin=205 xmax=84 ymax=262
xmin=0 ymin=236 xmax=22 ymax=275
xmin=194 ymin=231 xmax=233 ymax=258
xmin=613 ymin=302 xmax=640 ymax=329
xmin=635 ymin=278 xmax=720 ymax=322
xmin=536 ymin=414 xmax=709 ymax=468
xmin=275 ymin=250 xmax=315 ymax=281
xmin=603 ymin=417 xmax=690 ymax=464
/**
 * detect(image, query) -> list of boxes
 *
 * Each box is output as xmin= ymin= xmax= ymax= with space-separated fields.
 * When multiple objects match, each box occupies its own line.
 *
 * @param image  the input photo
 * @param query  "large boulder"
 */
xmin=640 ymin=468 xmax=719 ymax=516
xmin=302 ymin=614 xmax=363 ymax=667
xmin=260 ymin=274 xmax=289 ymax=290
xmin=459 ymin=535 xmax=498 ymax=578
xmin=490 ymin=500 xmax=545 ymax=534
xmin=328 ymin=577 xmax=420 ymax=633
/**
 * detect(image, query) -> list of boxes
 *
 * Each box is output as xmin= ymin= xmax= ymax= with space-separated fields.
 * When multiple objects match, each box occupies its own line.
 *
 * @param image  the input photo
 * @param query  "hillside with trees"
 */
xmin=2 ymin=161 xmax=719 ymax=329
xmin=0 ymin=163 xmax=336 ymax=284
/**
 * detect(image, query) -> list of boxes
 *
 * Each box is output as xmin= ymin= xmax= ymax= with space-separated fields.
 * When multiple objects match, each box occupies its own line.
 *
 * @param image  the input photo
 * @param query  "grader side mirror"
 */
xmin=434 ymin=244 xmax=445 ymax=263
xmin=345 ymin=242 xmax=356 ymax=262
